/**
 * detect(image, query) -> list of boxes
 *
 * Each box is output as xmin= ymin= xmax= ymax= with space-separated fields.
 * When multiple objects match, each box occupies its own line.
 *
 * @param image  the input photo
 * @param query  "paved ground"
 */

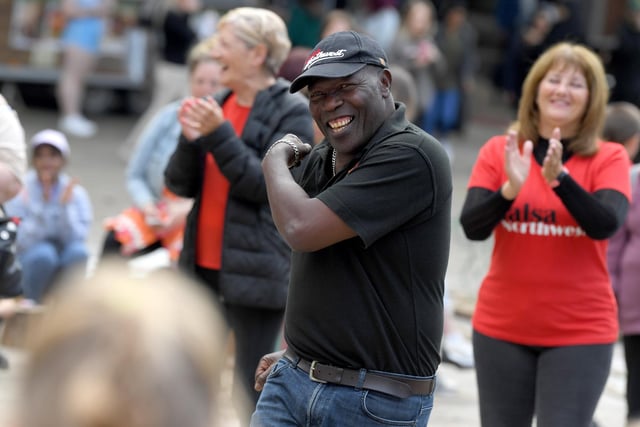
xmin=0 ymin=79 xmax=630 ymax=426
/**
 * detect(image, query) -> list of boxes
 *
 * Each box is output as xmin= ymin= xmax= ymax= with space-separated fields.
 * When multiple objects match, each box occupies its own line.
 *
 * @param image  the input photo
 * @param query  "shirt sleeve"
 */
xmin=553 ymin=178 xmax=628 ymax=240
xmin=460 ymin=187 xmax=514 ymax=240
xmin=317 ymin=142 xmax=445 ymax=247
xmin=127 ymin=104 xmax=177 ymax=208
xmin=552 ymin=143 xmax=631 ymax=240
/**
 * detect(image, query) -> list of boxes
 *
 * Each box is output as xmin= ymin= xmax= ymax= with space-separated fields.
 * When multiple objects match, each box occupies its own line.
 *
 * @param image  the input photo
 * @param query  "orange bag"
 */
xmin=104 ymin=198 xmax=185 ymax=262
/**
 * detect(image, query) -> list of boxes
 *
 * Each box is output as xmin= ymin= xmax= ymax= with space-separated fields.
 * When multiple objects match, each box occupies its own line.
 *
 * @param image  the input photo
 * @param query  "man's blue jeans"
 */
xmin=251 ymin=356 xmax=435 ymax=426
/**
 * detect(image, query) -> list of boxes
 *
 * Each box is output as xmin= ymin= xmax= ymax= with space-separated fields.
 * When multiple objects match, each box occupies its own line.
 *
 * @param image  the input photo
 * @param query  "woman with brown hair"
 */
xmin=460 ymin=42 xmax=631 ymax=426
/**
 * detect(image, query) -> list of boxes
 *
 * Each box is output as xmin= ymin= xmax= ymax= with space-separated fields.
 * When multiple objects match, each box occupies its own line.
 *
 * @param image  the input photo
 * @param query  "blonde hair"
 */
xmin=18 ymin=266 xmax=228 ymax=427
xmin=187 ymin=35 xmax=218 ymax=73
xmin=515 ymin=42 xmax=609 ymax=156
xmin=217 ymin=7 xmax=291 ymax=76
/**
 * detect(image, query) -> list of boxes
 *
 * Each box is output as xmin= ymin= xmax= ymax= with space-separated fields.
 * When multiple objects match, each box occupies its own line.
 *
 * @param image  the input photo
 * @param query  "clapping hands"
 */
xmin=502 ymin=130 xmax=533 ymax=200
xmin=541 ymin=127 xmax=564 ymax=185
xmin=178 ymin=96 xmax=225 ymax=141
xmin=501 ymin=127 xmax=565 ymax=199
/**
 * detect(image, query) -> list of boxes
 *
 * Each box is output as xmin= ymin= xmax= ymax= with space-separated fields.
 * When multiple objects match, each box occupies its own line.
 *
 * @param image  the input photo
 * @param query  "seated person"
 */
xmin=4 ymin=129 xmax=92 ymax=303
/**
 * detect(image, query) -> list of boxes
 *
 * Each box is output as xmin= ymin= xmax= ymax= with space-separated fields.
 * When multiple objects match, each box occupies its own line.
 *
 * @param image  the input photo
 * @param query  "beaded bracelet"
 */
xmin=266 ymin=139 xmax=301 ymax=168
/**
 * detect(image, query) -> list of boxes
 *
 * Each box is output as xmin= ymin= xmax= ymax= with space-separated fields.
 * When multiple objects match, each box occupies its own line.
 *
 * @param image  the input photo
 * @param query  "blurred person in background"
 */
xmin=57 ymin=0 xmax=114 ymax=138
xmin=319 ymin=8 xmax=360 ymax=40
xmin=120 ymin=0 xmax=203 ymax=159
xmin=424 ymin=0 xmax=477 ymax=162
xmin=604 ymin=101 xmax=640 ymax=427
xmin=286 ymin=0 xmax=324 ymax=48
xmin=389 ymin=64 xmax=419 ymax=122
xmin=390 ymin=0 xmax=444 ymax=133
xmin=164 ymin=7 xmax=314 ymax=424
xmin=102 ymin=37 xmax=223 ymax=265
xmin=5 ymin=129 xmax=92 ymax=303
xmin=602 ymin=101 xmax=640 ymax=176
xmin=496 ymin=0 xmax=585 ymax=109
xmin=605 ymin=0 xmax=640 ymax=111
xmin=360 ymin=0 xmax=401 ymax=51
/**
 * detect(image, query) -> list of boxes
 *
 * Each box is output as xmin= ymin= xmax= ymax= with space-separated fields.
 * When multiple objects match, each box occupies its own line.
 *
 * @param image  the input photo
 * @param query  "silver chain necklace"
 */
xmin=331 ymin=148 xmax=337 ymax=176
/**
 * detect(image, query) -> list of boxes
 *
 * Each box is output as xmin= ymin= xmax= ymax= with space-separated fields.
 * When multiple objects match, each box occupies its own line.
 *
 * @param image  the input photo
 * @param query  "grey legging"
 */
xmin=473 ymin=330 xmax=613 ymax=427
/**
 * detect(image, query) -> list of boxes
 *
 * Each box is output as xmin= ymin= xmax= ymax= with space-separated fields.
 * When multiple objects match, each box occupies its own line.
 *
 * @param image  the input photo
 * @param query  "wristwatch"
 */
xmin=550 ymin=169 xmax=569 ymax=188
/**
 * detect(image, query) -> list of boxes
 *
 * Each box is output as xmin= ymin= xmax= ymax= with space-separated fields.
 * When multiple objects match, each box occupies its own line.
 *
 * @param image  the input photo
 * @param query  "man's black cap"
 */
xmin=289 ymin=31 xmax=389 ymax=93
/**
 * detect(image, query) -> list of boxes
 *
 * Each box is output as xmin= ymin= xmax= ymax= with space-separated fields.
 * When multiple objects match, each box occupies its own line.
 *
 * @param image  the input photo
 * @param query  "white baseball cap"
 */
xmin=31 ymin=129 xmax=70 ymax=158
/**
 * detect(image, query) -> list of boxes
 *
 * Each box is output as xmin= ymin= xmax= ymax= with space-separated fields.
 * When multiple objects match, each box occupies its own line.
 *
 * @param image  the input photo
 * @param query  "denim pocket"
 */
xmin=361 ymin=390 xmax=432 ymax=425
xmin=267 ymin=357 xmax=290 ymax=382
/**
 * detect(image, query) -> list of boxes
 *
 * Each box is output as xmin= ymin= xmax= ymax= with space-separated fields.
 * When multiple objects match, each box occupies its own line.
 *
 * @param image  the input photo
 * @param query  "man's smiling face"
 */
xmin=307 ymin=66 xmax=390 ymax=155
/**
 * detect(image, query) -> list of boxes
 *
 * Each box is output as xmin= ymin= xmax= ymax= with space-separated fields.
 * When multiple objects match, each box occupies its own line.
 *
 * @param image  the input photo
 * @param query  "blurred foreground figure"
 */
xmin=16 ymin=264 xmax=233 ymax=427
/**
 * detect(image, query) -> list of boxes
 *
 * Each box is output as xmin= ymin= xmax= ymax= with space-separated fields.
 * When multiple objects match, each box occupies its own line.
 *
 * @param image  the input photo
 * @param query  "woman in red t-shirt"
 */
xmin=460 ymin=42 xmax=631 ymax=426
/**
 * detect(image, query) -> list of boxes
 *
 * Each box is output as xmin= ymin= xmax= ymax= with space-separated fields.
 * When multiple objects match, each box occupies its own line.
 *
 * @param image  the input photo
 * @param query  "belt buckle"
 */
xmin=309 ymin=360 xmax=327 ymax=383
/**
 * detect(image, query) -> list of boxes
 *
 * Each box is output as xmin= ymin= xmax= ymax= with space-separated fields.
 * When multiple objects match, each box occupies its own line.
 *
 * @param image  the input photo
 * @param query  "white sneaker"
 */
xmin=59 ymin=114 xmax=97 ymax=138
xmin=442 ymin=332 xmax=474 ymax=369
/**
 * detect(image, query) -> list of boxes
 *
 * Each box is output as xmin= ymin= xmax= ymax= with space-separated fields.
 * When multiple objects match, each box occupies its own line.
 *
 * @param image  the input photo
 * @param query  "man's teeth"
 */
xmin=329 ymin=118 xmax=352 ymax=129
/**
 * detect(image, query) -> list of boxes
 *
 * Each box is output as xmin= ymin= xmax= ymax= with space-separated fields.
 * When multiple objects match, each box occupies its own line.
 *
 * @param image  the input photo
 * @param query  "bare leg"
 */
xmin=57 ymin=46 xmax=98 ymax=137
xmin=57 ymin=45 xmax=96 ymax=116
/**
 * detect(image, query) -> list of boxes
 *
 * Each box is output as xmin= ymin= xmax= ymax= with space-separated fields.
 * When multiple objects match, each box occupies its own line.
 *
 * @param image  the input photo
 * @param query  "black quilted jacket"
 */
xmin=164 ymin=79 xmax=314 ymax=309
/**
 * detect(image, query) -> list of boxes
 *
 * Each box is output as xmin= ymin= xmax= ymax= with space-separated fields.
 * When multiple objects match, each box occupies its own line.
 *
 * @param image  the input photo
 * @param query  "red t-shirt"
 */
xmin=468 ymin=135 xmax=631 ymax=346
xmin=196 ymin=94 xmax=251 ymax=269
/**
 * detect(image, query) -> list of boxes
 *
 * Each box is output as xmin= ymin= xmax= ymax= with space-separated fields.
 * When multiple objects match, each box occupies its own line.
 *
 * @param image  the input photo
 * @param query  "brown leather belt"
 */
xmin=283 ymin=349 xmax=436 ymax=399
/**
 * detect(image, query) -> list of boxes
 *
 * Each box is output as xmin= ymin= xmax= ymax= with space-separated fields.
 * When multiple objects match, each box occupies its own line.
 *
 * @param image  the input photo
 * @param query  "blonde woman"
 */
xmin=164 ymin=7 xmax=314 ymax=423
xmin=101 ymin=37 xmax=223 ymax=264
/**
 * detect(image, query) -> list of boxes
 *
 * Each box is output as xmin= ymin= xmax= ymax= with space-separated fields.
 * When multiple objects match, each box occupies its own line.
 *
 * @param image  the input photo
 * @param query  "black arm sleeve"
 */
xmin=460 ymin=187 xmax=515 ymax=241
xmin=553 ymin=176 xmax=629 ymax=240
xmin=460 ymin=180 xmax=629 ymax=241
xmin=164 ymin=135 xmax=203 ymax=198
